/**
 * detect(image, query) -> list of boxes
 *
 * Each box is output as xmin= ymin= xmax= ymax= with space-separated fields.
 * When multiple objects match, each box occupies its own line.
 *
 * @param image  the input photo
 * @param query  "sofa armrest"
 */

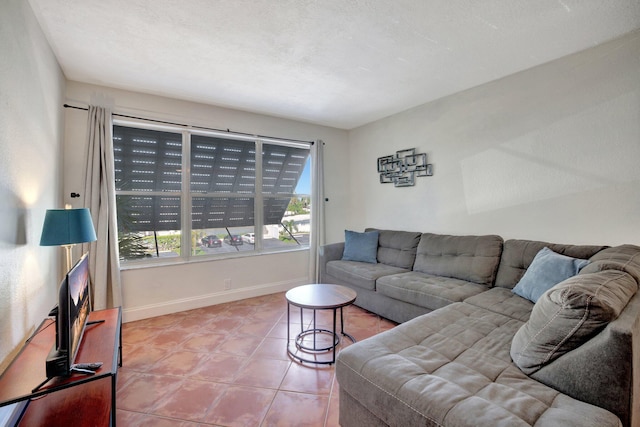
xmin=319 ymin=242 xmax=345 ymax=282
xmin=531 ymin=289 xmax=640 ymax=427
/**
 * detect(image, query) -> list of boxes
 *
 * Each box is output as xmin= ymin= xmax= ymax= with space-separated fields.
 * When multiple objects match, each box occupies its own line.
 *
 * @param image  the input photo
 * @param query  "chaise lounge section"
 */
xmin=319 ymin=229 xmax=640 ymax=426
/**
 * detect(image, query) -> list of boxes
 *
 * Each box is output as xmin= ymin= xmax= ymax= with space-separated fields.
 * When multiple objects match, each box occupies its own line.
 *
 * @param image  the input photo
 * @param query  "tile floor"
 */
xmin=117 ymin=292 xmax=397 ymax=426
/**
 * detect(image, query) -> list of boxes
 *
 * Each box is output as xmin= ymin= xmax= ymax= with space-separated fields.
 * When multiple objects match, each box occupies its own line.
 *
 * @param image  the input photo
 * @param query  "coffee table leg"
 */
xmin=340 ymin=307 xmax=356 ymax=343
xmin=332 ymin=308 xmax=337 ymax=363
xmin=313 ymin=309 xmax=317 ymax=350
xmin=287 ymin=302 xmax=291 ymax=344
xmin=299 ymin=306 xmax=303 ymax=335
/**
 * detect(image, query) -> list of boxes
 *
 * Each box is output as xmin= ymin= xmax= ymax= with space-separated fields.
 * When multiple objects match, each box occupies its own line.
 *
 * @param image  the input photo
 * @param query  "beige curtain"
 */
xmin=309 ymin=139 xmax=325 ymax=282
xmin=82 ymin=105 xmax=122 ymax=310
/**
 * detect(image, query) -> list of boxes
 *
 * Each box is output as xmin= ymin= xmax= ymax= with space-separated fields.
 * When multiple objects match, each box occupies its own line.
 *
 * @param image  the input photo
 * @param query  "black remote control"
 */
xmin=72 ymin=362 xmax=103 ymax=371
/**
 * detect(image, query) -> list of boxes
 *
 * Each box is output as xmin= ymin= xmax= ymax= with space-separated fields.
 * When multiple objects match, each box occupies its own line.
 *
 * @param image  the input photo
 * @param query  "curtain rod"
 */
xmin=63 ymin=103 xmax=314 ymax=145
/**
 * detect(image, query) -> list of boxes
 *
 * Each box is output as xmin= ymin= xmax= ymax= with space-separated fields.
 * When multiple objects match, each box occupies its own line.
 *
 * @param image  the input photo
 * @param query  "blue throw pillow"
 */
xmin=512 ymin=247 xmax=590 ymax=303
xmin=342 ymin=230 xmax=379 ymax=264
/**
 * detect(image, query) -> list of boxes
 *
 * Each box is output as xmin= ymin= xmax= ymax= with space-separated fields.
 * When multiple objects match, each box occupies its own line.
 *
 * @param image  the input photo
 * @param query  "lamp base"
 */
xmin=62 ymin=244 xmax=74 ymax=273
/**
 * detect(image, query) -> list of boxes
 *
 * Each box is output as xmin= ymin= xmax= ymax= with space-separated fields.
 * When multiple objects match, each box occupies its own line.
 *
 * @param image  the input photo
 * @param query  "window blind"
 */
xmin=113 ymin=125 xmax=309 ymax=232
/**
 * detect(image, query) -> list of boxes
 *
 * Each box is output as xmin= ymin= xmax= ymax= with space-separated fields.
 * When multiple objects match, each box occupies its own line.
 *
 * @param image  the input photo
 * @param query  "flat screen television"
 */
xmin=45 ymin=253 xmax=91 ymax=378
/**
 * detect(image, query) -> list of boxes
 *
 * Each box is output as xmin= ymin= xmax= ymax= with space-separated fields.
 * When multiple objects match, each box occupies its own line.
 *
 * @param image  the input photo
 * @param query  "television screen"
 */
xmin=46 ymin=253 xmax=90 ymax=378
xmin=67 ymin=253 xmax=90 ymax=364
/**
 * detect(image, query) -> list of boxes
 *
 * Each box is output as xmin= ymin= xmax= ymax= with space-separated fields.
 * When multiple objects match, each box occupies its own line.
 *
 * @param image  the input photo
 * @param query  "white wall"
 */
xmin=63 ymin=82 xmax=350 ymax=321
xmin=0 ymin=0 xmax=66 ymax=371
xmin=347 ymin=30 xmax=640 ymax=247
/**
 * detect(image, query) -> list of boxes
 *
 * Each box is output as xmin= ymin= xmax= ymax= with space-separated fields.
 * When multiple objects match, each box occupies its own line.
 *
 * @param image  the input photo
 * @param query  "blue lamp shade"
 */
xmin=40 ymin=208 xmax=97 ymax=246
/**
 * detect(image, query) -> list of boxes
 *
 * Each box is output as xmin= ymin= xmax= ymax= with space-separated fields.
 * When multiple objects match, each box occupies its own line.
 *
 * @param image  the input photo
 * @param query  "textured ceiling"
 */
xmin=27 ymin=0 xmax=640 ymax=129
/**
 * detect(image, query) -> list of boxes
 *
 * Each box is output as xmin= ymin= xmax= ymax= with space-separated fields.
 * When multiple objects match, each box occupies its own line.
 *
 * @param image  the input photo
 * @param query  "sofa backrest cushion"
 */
xmin=511 ymin=269 xmax=638 ymax=375
xmin=581 ymin=244 xmax=640 ymax=284
xmin=495 ymin=239 xmax=607 ymax=289
xmin=412 ymin=233 xmax=503 ymax=286
xmin=365 ymin=229 xmax=422 ymax=270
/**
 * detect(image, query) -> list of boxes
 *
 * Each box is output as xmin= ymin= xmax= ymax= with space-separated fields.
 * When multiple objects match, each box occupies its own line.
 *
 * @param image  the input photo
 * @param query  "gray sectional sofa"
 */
xmin=318 ymin=229 xmax=640 ymax=427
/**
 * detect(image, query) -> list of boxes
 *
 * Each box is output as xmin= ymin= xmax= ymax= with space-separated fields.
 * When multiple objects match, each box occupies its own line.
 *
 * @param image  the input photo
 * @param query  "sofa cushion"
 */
xmin=412 ymin=233 xmax=503 ymax=286
xmin=581 ymin=244 xmax=640 ymax=283
xmin=366 ymin=228 xmax=422 ymax=269
xmin=336 ymin=302 xmax=621 ymax=427
xmin=495 ymin=240 xmax=607 ymax=289
xmin=377 ymin=271 xmax=487 ymax=311
xmin=511 ymin=270 xmax=638 ymax=375
xmin=464 ymin=287 xmax=533 ymax=322
xmin=342 ymin=229 xmax=379 ymax=264
xmin=325 ymin=260 xmax=409 ymax=291
xmin=512 ymin=247 xmax=589 ymax=303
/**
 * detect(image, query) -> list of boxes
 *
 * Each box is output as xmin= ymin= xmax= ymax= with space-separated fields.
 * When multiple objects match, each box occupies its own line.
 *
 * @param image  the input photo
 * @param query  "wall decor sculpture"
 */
xmin=377 ymin=148 xmax=433 ymax=187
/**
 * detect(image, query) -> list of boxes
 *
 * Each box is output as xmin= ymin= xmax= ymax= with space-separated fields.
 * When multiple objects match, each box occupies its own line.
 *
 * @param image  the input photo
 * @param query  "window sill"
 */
xmin=118 ymin=246 xmax=310 ymax=271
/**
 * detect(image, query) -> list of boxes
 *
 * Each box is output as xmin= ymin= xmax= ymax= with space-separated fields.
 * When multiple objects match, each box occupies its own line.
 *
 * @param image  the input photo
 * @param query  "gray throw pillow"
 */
xmin=342 ymin=230 xmax=379 ymax=264
xmin=511 ymin=270 xmax=638 ymax=375
xmin=512 ymin=247 xmax=589 ymax=303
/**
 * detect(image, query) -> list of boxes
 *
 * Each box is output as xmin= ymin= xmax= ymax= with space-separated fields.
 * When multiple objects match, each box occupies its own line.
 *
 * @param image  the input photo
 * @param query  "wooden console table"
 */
xmin=0 ymin=307 xmax=122 ymax=426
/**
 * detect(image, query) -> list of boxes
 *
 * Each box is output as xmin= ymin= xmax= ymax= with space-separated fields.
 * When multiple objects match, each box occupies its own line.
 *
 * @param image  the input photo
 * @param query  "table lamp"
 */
xmin=40 ymin=208 xmax=97 ymax=272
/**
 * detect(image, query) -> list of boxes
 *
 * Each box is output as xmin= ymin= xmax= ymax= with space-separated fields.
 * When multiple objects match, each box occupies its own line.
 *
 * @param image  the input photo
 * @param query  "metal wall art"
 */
xmin=377 ymin=148 xmax=433 ymax=187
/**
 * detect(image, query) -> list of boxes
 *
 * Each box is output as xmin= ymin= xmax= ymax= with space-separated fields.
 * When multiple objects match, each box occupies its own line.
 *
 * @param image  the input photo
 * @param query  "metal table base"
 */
xmin=286 ymin=303 xmax=356 ymax=365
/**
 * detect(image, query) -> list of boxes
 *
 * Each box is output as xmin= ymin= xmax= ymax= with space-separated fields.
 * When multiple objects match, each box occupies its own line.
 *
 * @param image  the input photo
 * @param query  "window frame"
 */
xmin=113 ymin=119 xmax=313 ymax=268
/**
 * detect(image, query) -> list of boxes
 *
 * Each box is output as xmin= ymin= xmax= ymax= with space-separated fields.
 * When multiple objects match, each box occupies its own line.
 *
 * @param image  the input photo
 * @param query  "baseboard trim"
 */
xmin=122 ymin=278 xmax=307 ymax=323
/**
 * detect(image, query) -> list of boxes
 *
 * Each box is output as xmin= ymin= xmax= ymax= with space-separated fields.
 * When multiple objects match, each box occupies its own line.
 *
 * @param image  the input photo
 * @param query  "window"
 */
xmin=113 ymin=123 xmax=312 ymax=263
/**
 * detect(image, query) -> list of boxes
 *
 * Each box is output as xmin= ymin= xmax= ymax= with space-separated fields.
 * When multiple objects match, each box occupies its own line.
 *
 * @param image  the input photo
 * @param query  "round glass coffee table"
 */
xmin=286 ymin=284 xmax=357 ymax=365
